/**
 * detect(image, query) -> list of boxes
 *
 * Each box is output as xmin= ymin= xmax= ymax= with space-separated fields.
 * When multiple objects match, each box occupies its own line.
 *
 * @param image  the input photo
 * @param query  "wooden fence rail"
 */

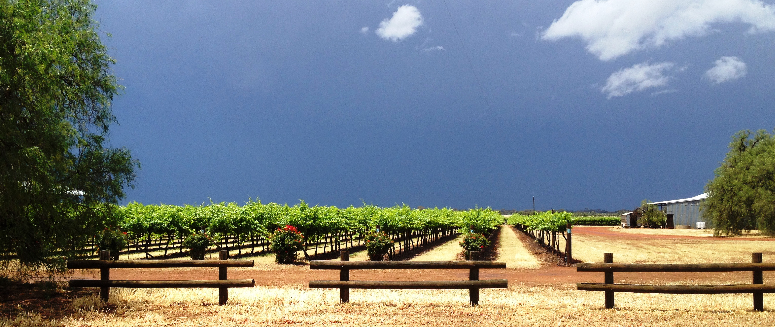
xmin=309 ymin=250 xmax=507 ymax=305
xmin=577 ymin=252 xmax=769 ymax=311
xmin=68 ymin=250 xmax=255 ymax=305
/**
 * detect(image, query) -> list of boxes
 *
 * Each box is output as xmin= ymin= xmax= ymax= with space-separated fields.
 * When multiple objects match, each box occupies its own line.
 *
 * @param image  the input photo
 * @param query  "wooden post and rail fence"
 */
xmin=577 ymin=252 xmax=772 ymax=311
xmin=308 ymin=250 xmax=508 ymax=305
xmin=68 ymin=250 xmax=255 ymax=305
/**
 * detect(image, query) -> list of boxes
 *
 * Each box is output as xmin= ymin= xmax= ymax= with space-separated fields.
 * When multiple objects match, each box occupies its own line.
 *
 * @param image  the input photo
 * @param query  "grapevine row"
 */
xmin=110 ymin=201 xmax=503 ymax=259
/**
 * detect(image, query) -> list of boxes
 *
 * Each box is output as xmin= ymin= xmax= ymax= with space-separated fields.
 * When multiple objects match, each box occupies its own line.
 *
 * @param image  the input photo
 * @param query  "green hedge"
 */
xmin=571 ymin=216 xmax=620 ymax=226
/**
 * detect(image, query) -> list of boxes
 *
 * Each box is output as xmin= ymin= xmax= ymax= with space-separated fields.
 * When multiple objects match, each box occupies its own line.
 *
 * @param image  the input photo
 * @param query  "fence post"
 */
xmin=604 ymin=253 xmax=614 ymax=309
xmin=469 ymin=251 xmax=480 ymax=306
xmin=340 ymin=250 xmax=349 ymax=303
xmin=565 ymin=222 xmax=572 ymax=264
xmin=219 ymin=250 xmax=228 ymax=305
xmin=753 ymin=252 xmax=763 ymax=311
xmin=100 ymin=250 xmax=110 ymax=302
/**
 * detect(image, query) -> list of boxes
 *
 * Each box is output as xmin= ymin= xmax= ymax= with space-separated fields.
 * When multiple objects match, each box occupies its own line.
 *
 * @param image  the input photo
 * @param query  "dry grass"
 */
xmin=8 ymin=226 xmax=775 ymax=326
xmin=572 ymin=226 xmax=775 ymax=264
xmin=615 ymin=227 xmax=715 ymax=237
xmin=6 ymin=286 xmax=775 ymax=326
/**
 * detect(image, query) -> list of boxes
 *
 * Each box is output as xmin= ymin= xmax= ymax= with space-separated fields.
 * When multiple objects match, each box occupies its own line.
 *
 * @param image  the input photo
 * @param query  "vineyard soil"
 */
xmin=5 ymin=226 xmax=775 ymax=326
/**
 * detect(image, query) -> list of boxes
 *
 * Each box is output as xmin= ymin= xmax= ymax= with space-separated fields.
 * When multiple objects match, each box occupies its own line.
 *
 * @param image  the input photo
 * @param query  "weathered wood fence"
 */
xmin=309 ymin=250 xmax=507 ymax=305
xmin=68 ymin=250 xmax=255 ymax=305
xmin=577 ymin=252 xmax=773 ymax=311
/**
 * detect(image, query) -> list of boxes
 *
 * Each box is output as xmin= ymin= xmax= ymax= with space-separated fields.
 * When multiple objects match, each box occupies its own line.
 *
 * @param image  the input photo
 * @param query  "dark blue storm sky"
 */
xmin=95 ymin=1 xmax=775 ymax=211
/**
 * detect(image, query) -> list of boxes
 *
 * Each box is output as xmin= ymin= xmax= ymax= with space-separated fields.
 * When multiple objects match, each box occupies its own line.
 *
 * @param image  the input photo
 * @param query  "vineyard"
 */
xmin=507 ymin=211 xmax=619 ymax=258
xmin=101 ymin=201 xmax=504 ymax=260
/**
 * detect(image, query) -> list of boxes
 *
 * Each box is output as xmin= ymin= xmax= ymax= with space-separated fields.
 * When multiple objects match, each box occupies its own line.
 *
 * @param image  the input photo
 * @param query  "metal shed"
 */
xmin=649 ymin=193 xmax=708 ymax=229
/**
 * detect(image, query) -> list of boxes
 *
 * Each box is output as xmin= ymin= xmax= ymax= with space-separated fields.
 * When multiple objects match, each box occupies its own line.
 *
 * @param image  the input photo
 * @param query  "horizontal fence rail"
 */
xmin=577 ymin=252 xmax=769 ymax=311
xmin=310 ymin=261 xmax=507 ymax=270
xmin=309 ymin=250 xmax=507 ymax=305
xmin=577 ymin=283 xmax=775 ymax=294
xmin=68 ymin=259 xmax=255 ymax=269
xmin=69 ymin=279 xmax=255 ymax=288
xmin=69 ymin=250 xmax=254 ymax=305
xmin=309 ymin=280 xmax=508 ymax=289
xmin=577 ymin=263 xmax=775 ymax=273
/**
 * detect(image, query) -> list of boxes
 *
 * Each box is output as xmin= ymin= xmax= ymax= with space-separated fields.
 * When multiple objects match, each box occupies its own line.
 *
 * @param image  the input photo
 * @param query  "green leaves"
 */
xmin=0 ymin=0 xmax=136 ymax=272
xmin=115 ymin=201 xmax=503 ymax=247
xmin=639 ymin=200 xmax=666 ymax=228
xmin=704 ymin=129 xmax=775 ymax=235
xmin=458 ymin=207 xmax=502 ymax=235
xmin=507 ymin=211 xmax=572 ymax=232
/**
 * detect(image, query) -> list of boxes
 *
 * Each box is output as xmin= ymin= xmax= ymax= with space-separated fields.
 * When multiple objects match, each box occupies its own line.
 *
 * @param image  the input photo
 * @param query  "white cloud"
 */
xmin=543 ymin=0 xmax=775 ymax=61
xmin=422 ymin=45 xmax=445 ymax=52
xmin=376 ymin=5 xmax=423 ymax=42
xmin=705 ymin=56 xmax=747 ymax=83
xmin=360 ymin=26 xmax=370 ymax=34
xmin=602 ymin=62 xmax=676 ymax=98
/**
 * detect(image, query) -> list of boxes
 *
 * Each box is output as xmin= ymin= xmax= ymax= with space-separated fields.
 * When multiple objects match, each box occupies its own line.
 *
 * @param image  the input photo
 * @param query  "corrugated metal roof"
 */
xmin=649 ymin=193 xmax=708 ymax=205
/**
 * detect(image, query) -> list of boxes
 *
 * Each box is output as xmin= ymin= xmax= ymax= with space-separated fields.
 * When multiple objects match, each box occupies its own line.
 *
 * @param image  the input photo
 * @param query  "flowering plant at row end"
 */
xmin=364 ymin=230 xmax=394 ymax=261
xmin=97 ymin=227 xmax=128 ymax=260
xmin=269 ymin=225 xmax=305 ymax=264
xmin=182 ymin=231 xmax=213 ymax=260
xmin=459 ymin=232 xmax=489 ymax=259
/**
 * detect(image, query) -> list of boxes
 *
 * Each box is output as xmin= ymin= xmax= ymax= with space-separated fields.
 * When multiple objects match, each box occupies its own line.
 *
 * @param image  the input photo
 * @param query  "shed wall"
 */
xmin=659 ymin=200 xmax=709 ymax=228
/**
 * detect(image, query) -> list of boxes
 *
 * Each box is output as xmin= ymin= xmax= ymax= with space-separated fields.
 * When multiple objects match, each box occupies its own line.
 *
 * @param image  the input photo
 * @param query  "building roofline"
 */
xmin=649 ymin=193 xmax=708 ymax=205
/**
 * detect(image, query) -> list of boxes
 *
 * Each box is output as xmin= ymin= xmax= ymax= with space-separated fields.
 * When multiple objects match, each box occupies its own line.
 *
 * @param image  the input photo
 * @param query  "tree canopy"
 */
xmin=638 ymin=199 xmax=666 ymax=228
xmin=0 ymin=0 xmax=136 ymax=274
xmin=704 ymin=129 xmax=775 ymax=236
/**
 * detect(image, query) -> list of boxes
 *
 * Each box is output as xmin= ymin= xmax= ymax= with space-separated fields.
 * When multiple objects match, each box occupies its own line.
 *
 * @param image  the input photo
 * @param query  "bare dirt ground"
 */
xmin=6 ymin=225 xmax=775 ymax=326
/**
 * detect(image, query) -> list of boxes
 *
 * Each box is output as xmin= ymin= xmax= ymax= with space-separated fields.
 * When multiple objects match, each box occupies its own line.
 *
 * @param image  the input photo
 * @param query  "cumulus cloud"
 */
xmin=602 ymin=62 xmax=676 ymax=98
xmin=376 ymin=5 xmax=423 ymax=42
xmin=705 ymin=56 xmax=747 ymax=83
xmin=360 ymin=26 xmax=370 ymax=34
xmin=543 ymin=0 xmax=775 ymax=61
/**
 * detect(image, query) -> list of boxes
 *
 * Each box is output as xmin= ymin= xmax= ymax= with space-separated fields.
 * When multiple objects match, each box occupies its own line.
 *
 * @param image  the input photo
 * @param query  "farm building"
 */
xmin=649 ymin=193 xmax=709 ymax=229
xmin=620 ymin=210 xmax=639 ymax=228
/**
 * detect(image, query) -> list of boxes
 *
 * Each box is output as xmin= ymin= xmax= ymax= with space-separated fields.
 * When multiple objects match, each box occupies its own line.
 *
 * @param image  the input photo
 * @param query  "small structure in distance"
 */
xmin=620 ymin=193 xmax=708 ymax=229
xmin=650 ymin=193 xmax=708 ymax=229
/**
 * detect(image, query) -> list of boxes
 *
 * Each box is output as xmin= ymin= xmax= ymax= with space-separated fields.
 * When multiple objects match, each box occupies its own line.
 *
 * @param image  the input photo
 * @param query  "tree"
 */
xmin=704 ymin=129 xmax=775 ymax=236
xmin=638 ymin=199 xmax=666 ymax=228
xmin=0 ymin=0 xmax=137 ymax=276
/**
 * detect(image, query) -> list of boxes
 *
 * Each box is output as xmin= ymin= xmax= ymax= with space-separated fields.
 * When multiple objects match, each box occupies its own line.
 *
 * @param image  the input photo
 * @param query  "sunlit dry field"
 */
xmin=7 ymin=285 xmax=775 ymax=326
xmin=4 ymin=226 xmax=775 ymax=326
xmin=572 ymin=226 xmax=775 ymax=264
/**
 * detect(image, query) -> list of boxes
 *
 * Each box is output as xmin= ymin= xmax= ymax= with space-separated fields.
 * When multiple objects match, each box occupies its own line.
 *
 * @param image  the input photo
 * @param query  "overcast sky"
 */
xmin=95 ymin=0 xmax=775 ymax=211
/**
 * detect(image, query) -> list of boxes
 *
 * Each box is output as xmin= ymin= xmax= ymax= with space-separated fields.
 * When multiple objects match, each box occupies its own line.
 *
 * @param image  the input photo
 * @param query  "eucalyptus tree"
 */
xmin=704 ymin=129 xmax=775 ymax=235
xmin=0 ymin=0 xmax=137 ymax=275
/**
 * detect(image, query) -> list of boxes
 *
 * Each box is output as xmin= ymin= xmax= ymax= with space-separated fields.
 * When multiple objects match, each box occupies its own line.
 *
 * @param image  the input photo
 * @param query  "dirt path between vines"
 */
xmin=495 ymin=225 xmax=541 ymax=269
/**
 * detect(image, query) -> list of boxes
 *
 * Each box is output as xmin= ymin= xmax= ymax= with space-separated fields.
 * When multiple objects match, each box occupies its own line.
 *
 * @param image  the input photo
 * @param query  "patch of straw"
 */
xmin=43 ymin=285 xmax=775 ymax=326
